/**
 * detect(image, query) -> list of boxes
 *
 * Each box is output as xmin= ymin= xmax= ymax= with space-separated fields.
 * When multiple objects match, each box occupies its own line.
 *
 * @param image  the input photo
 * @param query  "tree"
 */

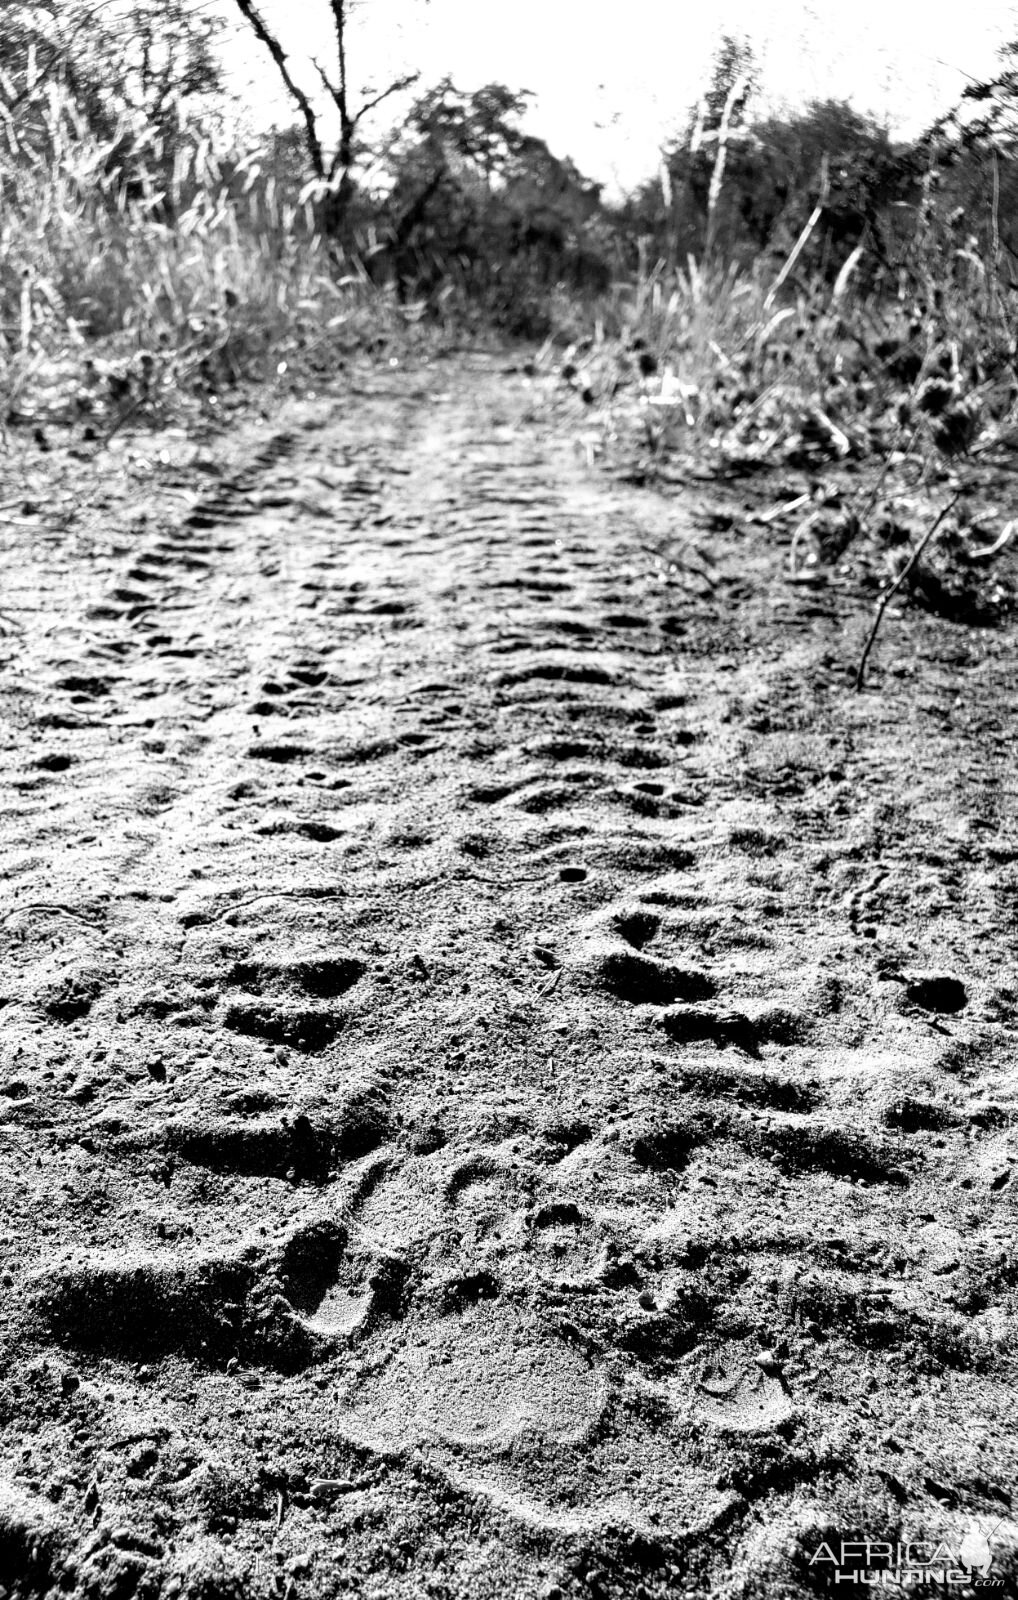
xmin=943 ymin=39 xmax=1018 ymax=149
xmin=375 ymin=80 xmax=531 ymax=297
xmin=920 ymin=43 xmax=1018 ymax=283
xmin=692 ymin=33 xmax=757 ymax=140
xmin=374 ymin=80 xmax=608 ymax=315
xmin=618 ymin=91 xmax=915 ymax=279
xmin=1 ymin=1 xmax=228 ymax=184
xmin=1 ymin=3 xmax=114 ymax=157
xmin=653 ymin=34 xmax=759 ymax=262
xmin=227 ymin=0 xmax=422 ymax=235
xmin=744 ymin=101 xmax=908 ymax=269
xmin=106 ymin=2 xmax=226 ymax=140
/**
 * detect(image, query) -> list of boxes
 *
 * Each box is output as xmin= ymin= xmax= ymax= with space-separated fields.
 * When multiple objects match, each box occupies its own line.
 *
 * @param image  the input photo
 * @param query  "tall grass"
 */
xmin=566 ymin=187 xmax=1018 ymax=485
xmin=0 ymin=91 xmax=404 ymax=428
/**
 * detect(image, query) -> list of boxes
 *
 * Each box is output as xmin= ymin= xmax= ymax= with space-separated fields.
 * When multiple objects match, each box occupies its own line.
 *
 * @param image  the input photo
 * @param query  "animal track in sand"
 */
xmin=335 ymin=1301 xmax=606 ymax=1453
xmin=571 ymin=909 xmax=715 ymax=1006
xmin=630 ymin=1101 xmax=909 ymax=1186
xmin=495 ymin=661 xmax=621 ymax=688
xmin=226 ymin=951 xmax=366 ymax=998
xmin=221 ymin=999 xmax=344 ymax=1053
xmin=30 ymin=1245 xmax=318 ymax=1370
xmin=278 ymin=1218 xmax=407 ymax=1339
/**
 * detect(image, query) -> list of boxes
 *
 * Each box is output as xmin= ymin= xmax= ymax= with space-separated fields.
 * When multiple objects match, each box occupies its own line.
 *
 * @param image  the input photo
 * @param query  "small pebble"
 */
xmin=308 ymin=1478 xmax=357 ymax=1499
xmin=754 ymin=1351 xmax=785 ymax=1377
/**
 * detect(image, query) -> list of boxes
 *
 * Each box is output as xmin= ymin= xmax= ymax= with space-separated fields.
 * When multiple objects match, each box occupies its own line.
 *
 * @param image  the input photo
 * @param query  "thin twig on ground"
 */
xmin=854 ymin=421 xmax=922 ymax=529
xmin=854 ymin=489 xmax=962 ymax=692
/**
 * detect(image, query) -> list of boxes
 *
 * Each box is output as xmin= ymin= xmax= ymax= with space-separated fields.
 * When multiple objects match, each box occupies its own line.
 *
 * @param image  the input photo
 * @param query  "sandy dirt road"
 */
xmin=1 ymin=354 xmax=1016 ymax=1599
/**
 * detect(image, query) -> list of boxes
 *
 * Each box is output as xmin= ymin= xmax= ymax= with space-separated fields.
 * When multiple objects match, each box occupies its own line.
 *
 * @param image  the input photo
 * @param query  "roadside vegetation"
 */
xmin=3 ymin=1 xmax=1017 ymax=635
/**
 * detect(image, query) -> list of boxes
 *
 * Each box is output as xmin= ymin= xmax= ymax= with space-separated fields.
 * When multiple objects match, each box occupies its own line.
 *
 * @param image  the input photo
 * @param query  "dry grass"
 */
xmin=559 ymin=237 xmax=1015 ymax=465
xmin=0 ymin=94 xmax=414 ymax=436
xmin=543 ymin=204 xmax=1018 ymax=624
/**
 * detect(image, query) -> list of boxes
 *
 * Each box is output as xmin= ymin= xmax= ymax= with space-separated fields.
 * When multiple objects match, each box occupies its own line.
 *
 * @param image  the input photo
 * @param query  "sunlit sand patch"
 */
xmin=303 ymin=1282 xmax=372 ymax=1337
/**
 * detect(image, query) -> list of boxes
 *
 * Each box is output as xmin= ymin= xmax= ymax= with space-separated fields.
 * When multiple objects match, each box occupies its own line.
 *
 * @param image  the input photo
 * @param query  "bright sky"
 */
xmin=221 ymin=0 xmax=1016 ymax=192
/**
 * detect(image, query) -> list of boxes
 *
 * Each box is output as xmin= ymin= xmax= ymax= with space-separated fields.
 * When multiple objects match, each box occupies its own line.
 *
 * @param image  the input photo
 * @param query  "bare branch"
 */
xmin=326 ymin=0 xmax=350 ymax=136
xmin=309 ymin=56 xmax=343 ymax=117
xmin=232 ymin=0 xmax=424 ymax=224
xmin=352 ymin=72 xmax=420 ymax=131
xmin=227 ymin=0 xmax=325 ymax=179
xmin=854 ymin=490 xmax=962 ymax=691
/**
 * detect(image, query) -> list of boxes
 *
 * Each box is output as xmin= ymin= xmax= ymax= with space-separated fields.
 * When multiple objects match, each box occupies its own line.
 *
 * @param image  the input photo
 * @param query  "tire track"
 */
xmin=0 ymin=355 xmax=1015 ymax=1599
